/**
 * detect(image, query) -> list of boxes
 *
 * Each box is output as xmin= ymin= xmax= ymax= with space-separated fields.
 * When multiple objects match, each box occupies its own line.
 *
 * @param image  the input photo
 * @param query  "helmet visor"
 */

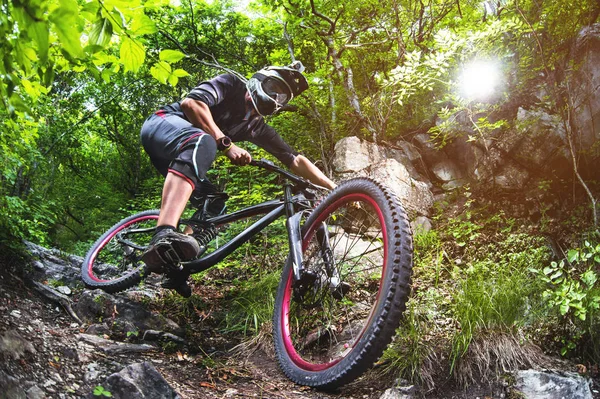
xmin=262 ymin=77 xmax=292 ymax=104
xmin=247 ymin=77 xmax=291 ymax=116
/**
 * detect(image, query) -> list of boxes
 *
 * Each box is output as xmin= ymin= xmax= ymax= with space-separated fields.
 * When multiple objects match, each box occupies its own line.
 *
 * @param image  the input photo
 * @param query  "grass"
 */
xmin=381 ymin=296 xmax=440 ymax=389
xmin=222 ymin=271 xmax=280 ymax=336
xmin=382 ymin=210 xmax=555 ymax=389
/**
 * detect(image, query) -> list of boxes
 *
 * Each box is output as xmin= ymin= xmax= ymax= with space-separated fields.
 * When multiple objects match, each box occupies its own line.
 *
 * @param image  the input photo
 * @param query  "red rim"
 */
xmin=86 ymin=215 xmax=158 ymax=283
xmin=281 ymin=193 xmax=388 ymax=371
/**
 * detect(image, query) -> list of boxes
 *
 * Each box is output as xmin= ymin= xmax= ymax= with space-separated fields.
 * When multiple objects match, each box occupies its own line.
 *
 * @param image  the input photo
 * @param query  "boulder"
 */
xmin=333 ymin=136 xmax=427 ymax=182
xmin=75 ymin=290 xmax=183 ymax=337
xmin=572 ymin=24 xmax=600 ymax=154
xmin=513 ymin=370 xmax=593 ymax=399
xmin=431 ymin=160 xmax=464 ymax=190
xmin=333 ymin=136 xmax=381 ymax=173
xmin=24 ymin=241 xmax=83 ymax=287
xmin=333 ymin=137 xmax=435 ymax=216
xmin=89 ymin=362 xmax=180 ymax=399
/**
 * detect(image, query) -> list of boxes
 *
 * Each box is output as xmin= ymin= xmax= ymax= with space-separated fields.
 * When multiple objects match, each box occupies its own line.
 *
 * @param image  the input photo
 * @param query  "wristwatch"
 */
xmin=217 ymin=136 xmax=232 ymax=152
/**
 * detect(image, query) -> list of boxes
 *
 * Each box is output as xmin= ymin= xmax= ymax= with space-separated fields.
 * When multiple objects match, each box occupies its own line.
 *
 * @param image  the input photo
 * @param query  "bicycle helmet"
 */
xmin=247 ymin=61 xmax=309 ymax=116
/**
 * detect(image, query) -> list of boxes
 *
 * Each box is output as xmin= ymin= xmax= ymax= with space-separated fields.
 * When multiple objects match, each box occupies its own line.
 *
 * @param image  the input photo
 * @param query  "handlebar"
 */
xmin=249 ymin=159 xmax=328 ymax=191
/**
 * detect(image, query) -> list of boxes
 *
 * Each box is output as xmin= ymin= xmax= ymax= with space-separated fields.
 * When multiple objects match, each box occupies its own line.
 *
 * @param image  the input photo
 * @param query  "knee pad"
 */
xmin=168 ymin=133 xmax=217 ymax=188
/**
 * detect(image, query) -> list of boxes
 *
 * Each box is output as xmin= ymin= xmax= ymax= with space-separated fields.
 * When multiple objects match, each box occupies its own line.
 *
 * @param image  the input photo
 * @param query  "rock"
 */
xmin=78 ymin=334 xmax=155 ymax=355
xmin=0 ymin=330 xmax=36 ymax=360
xmin=493 ymin=161 xmax=530 ymax=191
xmin=85 ymin=323 xmax=111 ymax=336
xmin=414 ymin=133 xmax=448 ymax=167
xmin=10 ymin=310 xmax=22 ymax=319
xmin=56 ymin=286 xmax=71 ymax=295
xmin=332 ymin=137 xmax=435 ymax=216
xmin=572 ymin=24 xmax=600 ymax=156
xmin=510 ymin=108 xmax=570 ymax=175
xmin=25 ymin=385 xmax=46 ymax=399
xmin=75 ymin=290 xmax=183 ymax=337
xmin=411 ymin=216 xmax=432 ymax=234
xmin=90 ymin=362 xmax=180 ymax=399
xmin=333 ymin=136 xmax=426 ymax=182
xmin=0 ymin=370 xmax=26 ymax=399
xmin=379 ymin=388 xmax=412 ymax=399
xmin=431 ymin=160 xmax=464 ymax=190
xmin=513 ymin=370 xmax=593 ymax=399
xmin=84 ymin=362 xmax=104 ymax=383
xmin=333 ymin=136 xmax=382 ymax=173
xmin=24 ymin=242 xmax=82 ymax=287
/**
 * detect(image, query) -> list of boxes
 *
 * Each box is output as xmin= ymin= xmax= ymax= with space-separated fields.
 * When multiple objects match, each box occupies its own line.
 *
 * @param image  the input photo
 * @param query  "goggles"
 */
xmin=247 ymin=72 xmax=296 ymax=116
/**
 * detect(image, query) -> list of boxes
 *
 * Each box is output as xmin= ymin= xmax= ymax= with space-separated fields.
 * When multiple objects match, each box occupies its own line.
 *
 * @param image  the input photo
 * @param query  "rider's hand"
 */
xmin=226 ymin=144 xmax=252 ymax=166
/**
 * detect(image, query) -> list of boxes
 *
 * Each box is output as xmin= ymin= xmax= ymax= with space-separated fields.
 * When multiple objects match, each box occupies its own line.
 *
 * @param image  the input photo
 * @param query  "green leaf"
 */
xmin=49 ymin=0 xmax=84 ymax=59
xmin=168 ymin=74 xmax=178 ymax=86
xmin=567 ymin=249 xmax=579 ymax=263
xmin=559 ymin=302 xmax=569 ymax=315
xmin=81 ymin=0 xmax=100 ymax=15
xmin=159 ymin=49 xmax=186 ymax=63
xmin=28 ymin=22 xmax=49 ymax=65
xmin=131 ymin=14 xmax=157 ymax=36
xmin=9 ymin=93 xmax=30 ymax=113
xmin=550 ymin=270 xmax=563 ymax=280
xmin=90 ymin=17 xmax=113 ymax=47
xmin=581 ymin=270 xmax=597 ymax=287
xmin=150 ymin=61 xmax=171 ymax=84
xmin=119 ymin=38 xmax=145 ymax=73
xmin=101 ymin=68 xmax=112 ymax=83
xmin=560 ymin=347 xmax=568 ymax=356
xmin=173 ymin=68 xmax=189 ymax=78
xmin=111 ymin=8 xmax=127 ymax=32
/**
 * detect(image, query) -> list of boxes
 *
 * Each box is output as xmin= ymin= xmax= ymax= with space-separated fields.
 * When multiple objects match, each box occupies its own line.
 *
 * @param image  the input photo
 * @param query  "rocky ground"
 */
xmin=0 ymin=243 xmax=403 ymax=399
xmin=1 ymin=242 xmax=598 ymax=399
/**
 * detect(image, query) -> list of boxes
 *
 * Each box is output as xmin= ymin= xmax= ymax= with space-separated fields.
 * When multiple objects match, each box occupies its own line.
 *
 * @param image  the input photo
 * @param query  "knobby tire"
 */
xmin=81 ymin=210 xmax=159 ymax=293
xmin=273 ymin=178 xmax=413 ymax=389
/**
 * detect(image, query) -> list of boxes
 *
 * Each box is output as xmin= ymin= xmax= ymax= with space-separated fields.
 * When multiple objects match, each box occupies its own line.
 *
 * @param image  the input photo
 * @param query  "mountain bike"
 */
xmin=80 ymin=159 xmax=414 ymax=389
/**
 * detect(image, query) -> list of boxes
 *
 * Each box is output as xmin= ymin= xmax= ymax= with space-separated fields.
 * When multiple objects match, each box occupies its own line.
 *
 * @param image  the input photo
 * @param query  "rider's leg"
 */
xmin=157 ymin=172 xmax=194 ymax=228
xmin=140 ymin=123 xmax=217 ymax=272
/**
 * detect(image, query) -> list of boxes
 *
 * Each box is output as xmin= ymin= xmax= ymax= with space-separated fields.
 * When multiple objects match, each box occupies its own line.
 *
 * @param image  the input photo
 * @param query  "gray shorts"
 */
xmin=140 ymin=112 xmax=217 ymax=190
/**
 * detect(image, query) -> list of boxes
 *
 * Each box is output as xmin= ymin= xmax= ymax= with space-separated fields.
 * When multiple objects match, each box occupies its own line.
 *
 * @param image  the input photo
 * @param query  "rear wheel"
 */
xmin=273 ymin=178 xmax=413 ymax=389
xmin=81 ymin=210 xmax=159 ymax=293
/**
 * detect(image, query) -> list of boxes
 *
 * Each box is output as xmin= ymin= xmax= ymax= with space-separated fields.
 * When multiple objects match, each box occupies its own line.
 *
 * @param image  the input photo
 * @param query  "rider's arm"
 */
xmin=290 ymin=155 xmax=337 ymax=190
xmin=180 ymin=98 xmax=251 ymax=165
xmin=180 ymin=98 xmax=226 ymax=140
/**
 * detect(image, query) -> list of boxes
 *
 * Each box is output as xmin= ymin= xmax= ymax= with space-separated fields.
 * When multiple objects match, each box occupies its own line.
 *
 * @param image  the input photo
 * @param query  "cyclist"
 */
xmin=139 ymin=61 xmax=336 ymax=288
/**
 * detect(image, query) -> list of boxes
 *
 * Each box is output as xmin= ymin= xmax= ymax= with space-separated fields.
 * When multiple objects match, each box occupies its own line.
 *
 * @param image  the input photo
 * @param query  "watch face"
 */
xmin=218 ymin=136 xmax=232 ymax=151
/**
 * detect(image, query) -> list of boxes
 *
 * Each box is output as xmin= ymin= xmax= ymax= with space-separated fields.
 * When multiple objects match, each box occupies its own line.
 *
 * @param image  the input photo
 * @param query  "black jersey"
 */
xmin=161 ymin=74 xmax=298 ymax=166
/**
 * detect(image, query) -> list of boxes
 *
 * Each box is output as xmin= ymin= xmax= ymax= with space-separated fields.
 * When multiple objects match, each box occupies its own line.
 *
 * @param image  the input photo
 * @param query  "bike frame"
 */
xmin=178 ymin=160 xmax=319 ymax=278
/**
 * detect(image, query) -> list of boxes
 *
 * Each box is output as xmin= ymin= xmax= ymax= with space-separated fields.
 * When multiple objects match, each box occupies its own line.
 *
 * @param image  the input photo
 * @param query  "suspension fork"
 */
xmin=285 ymin=184 xmax=305 ymax=282
xmin=316 ymin=222 xmax=334 ymax=276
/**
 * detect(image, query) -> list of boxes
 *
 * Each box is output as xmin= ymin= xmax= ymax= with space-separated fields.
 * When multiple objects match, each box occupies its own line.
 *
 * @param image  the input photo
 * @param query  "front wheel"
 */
xmin=81 ymin=210 xmax=160 ymax=293
xmin=273 ymin=178 xmax=413 ymax=389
